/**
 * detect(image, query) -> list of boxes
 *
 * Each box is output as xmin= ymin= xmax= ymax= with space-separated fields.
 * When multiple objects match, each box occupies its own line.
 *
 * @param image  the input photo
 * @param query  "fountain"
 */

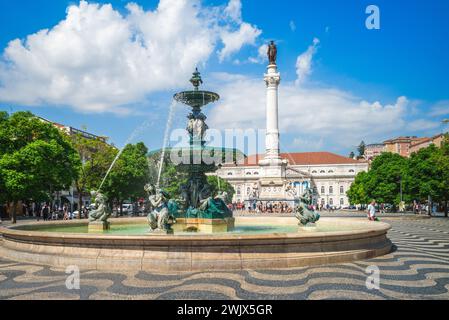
xmin=169 ymin=68 xmax=234 ymax=233
xmin=0 ymin=67 xmax=393 ymax=272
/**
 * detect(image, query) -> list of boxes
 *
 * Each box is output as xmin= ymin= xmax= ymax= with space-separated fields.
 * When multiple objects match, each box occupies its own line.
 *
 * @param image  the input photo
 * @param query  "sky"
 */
xmin=0 ymin=0 xmax=448 ymax=156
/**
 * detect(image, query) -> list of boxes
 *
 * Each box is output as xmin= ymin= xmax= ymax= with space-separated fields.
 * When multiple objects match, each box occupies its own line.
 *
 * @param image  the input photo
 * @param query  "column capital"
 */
xmin=264 ymin=73 xmax=281 ymax=87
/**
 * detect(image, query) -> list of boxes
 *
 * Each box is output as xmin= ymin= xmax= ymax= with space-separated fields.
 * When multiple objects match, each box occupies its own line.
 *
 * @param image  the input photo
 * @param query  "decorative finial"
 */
xmin=190 ymin=68 xmax=203 ymax=91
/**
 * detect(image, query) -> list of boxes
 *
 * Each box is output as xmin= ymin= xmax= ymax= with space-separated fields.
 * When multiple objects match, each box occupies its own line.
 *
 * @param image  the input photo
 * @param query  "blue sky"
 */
xmin=0 ymin=0 xmax=448 ymax=156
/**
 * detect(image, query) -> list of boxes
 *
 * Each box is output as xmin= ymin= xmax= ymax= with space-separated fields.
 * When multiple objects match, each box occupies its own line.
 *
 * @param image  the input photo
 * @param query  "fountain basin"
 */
xmin=173 ymin=90 xmax=220 ymax=107
xmin=0 ymin=217 xmax=392 ymax=272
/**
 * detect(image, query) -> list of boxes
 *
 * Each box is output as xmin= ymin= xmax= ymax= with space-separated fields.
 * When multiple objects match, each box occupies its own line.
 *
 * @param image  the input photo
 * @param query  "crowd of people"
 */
xmin=0 ymin=202 xmax=90 ymax=221
xmin=230 ymin=201 xmax=294 ymax=214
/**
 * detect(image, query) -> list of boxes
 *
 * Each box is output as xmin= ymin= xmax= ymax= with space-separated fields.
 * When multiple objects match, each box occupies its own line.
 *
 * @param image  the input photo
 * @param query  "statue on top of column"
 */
xmin=267 ymin=41 xmax=277 ymax=65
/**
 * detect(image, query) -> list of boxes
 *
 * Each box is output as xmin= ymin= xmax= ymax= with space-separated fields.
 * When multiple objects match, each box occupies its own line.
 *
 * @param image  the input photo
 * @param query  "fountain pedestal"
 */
xmin=88 ymin=221 xmax=110 ymax=233
xmin=173 ymin=217 xmax=235 ymax=234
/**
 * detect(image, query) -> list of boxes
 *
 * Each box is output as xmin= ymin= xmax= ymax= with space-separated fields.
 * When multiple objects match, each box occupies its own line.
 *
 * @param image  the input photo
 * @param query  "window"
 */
xmin=253 ymin=172 xmax=259 ymax=175
xmin=321 ymin=186 xmax=325 ymax=194
xmin=349 ymin=169 xmax=355 ymax=173
xmin=227 ymin=172 xmax=233 ymax=176
xmin=237 ymin=187 xmax=241 ymax=195
xmin=328 ymin=170 xmax=334 ymax=173
xmin=340 ymin=198 xmax=344 ymax=205
xmin=330 ymin=198 xmax=334 ymax=205
xmin=329 ymin=186 xmax=334 ymax=194
xmin=320 ymin=170 xmax=325 ymax=174
xmin=340 ymin=186 xmax=344 ymax=194
xmin=247 ymin=187 xmax=251 ymax=194
xmin=312 ymin=170 xmax=317 ymax=174
xmin=246 ymin=172 xmax=252 ymax=175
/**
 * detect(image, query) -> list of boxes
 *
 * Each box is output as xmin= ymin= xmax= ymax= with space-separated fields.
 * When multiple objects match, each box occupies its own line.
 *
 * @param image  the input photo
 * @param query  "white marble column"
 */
xmin=260 ymin=64 xmax=283 ymax=166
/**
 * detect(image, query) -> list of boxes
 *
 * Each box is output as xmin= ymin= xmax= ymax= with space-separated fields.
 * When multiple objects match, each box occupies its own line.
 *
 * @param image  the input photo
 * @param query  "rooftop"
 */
xmin=224 ymin=152 xmax=364 ymax=167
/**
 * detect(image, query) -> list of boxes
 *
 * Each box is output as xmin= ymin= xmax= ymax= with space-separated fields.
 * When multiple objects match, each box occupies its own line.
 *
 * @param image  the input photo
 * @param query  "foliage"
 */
xmin=346 ymin=171 xmax=370 ymax=205
xmin=69 ymin=133 xmax=117 ymax=211
xmin=348 ymin=135 xmax=449 ymax=215
xmin=0 ymin=111 xmax=80 ymax=222
xmin=101 ymin=142 xmax=150 ymax=206
xmin=357 ymin=141 xmax=366 ymax=158
xmin=404 ymin=144 xmax=444 ymax=203
xmin=347 ymin=152 xmax=406 ymax=206
xmin=206 ymin=175 xmax=235 ymax=203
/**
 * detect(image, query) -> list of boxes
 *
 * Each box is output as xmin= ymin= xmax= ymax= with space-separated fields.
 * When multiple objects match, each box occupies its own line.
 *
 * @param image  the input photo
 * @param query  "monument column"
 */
xmin=262 ymin=64 xmax=282 ymax=164
xmin=260 ymin=41 xmax=284 ymax=167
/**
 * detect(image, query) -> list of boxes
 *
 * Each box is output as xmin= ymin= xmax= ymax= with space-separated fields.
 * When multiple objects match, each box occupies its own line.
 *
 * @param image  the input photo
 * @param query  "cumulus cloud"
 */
xmin=295 ymin=37 xmax=320 ymax=85
xmin=248 ymin=44 xmax=268 ymax=64
xmin=224 ymin=0 xmax=242 ymax=23
xmin=0 ymin=0 xmax=261 ymax=113
xmin=218 ymin=22 xmax=261 ymax=62
xmin=207 ymin=72 xmax=415 ymax=151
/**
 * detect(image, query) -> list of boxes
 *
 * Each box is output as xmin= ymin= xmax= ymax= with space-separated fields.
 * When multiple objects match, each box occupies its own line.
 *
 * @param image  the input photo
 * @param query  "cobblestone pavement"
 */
xmin=1 ymin=217 xmax=449 ymax=300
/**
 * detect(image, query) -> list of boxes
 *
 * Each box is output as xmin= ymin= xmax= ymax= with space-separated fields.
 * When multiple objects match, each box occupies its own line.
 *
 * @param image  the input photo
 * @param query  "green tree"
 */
xmin=0 ymin=112 xmax=80 ymax=223
xmin=69 ymin=133 xmax=117 ymax=215
xmin=433 ymin=134 xmax=449 ymax=216
xmin=206 ymin=175 xmax=235 ymax=203
xmin=102 ymin=142 xmax=150 ymax=214
xmin=347 ymin=152 xmax=407 ymax=210
xmin=368 ymin=152 xmax=407 ymax=207
xmin=347 ymin=171 xmax=370 ymax=205
xmin=349 ymin=151 xmax=355 ymax=159
xmin=405 ymin=144 xmax=442 ymax=204
xmin=357 ymin=141 xmax=366 ymax=158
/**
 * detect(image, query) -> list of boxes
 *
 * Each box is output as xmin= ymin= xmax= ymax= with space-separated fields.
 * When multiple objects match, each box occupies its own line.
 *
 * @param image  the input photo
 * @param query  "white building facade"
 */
xmin=217 ymin=152 xmax=367 ymax=207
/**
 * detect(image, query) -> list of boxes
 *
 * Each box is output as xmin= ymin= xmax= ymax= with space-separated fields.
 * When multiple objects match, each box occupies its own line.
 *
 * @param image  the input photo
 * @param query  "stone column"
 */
xmin=260 ymin=64 xmax=283 ymax=166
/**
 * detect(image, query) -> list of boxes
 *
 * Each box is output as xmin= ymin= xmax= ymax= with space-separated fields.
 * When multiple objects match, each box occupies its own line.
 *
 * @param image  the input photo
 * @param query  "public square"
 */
xmin=1 ymin=0 xmax=449 ymax=303
xmin=1 ymin=214 xmax=448 ymax=300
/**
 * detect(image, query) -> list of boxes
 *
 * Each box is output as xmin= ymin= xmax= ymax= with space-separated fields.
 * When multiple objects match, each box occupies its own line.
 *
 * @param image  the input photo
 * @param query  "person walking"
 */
xmin=367 ymin=200 xmax=379 ymax=221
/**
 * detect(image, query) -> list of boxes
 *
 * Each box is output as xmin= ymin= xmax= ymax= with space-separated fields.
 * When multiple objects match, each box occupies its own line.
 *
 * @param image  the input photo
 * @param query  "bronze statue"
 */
xmin=267 ymin=41 xmax=277 ymax=65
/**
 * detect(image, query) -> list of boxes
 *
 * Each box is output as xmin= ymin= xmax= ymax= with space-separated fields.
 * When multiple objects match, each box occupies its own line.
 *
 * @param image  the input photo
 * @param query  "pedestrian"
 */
xmin=367 ymin=200 xmax=379 ymax=221
xmin=42 ymin=204 xmax=49 ymax=221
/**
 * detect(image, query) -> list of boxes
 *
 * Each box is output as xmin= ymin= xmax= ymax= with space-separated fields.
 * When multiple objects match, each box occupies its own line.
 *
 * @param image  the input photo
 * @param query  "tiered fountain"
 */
xmin=170 ymin=68 xmax=234 ymax=233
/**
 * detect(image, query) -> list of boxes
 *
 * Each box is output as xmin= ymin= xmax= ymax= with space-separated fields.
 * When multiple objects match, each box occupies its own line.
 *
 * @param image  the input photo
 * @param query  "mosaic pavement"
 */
xmin=1 ymin=217 xmax=449 ymax=300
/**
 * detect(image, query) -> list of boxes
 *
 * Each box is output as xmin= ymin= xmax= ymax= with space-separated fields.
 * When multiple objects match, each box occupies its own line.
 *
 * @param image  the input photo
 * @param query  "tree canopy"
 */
xmin=348 ymin=135 xmax=449 ymax=215
xmin=101 ymin=142 xmax=150 ymax=209
xmin=0 ymin=111 xmax=80 ymax=222
xmin=69 ymin=132 xmax=118 ymax=213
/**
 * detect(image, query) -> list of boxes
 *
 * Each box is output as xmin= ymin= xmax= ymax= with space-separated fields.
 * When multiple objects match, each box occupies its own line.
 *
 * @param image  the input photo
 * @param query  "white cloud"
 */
xmin=208 ymin=72 xmax=414 ymax=151
xmin=0 ymin=0 xmax=261 ymax=113
xmin=248 ymin=44 xmax=268 ymax=64
xmin=218 ymin=22 xmax=261 ymax=62
xmin=407 ymin=119 xmax=441 ymax=131
xmin=295 ymin=37 xmax=320 ymax=85
xmin=430 ymin=100 xmax=449 ymax=116
xmin=289 ymin=20 xmax=296 ymax=32
xmin=224 ymin=0 xmax=242 ymax=23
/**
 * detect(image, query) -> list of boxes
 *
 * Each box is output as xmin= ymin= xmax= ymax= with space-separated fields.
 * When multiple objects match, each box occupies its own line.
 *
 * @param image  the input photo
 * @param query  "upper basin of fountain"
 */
xmin=173 ymin=68 xmax=219 ymax=108
xmin=174 ymin=90 xmax=220 ymax=108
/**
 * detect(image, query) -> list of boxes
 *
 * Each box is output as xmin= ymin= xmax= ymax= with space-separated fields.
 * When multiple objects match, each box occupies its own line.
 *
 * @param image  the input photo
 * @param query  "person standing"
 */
xmin=42 ymin=204 xmax=49 ymax=221
xmin=367 ymin=200 xmax=378 ymax=221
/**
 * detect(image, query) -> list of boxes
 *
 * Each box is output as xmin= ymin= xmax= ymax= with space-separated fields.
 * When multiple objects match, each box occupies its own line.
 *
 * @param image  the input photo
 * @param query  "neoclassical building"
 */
xmin=217 ymin=152 xmax=367 ymax=207
xmin=215 ymin=43 xmax=368 ymax=207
